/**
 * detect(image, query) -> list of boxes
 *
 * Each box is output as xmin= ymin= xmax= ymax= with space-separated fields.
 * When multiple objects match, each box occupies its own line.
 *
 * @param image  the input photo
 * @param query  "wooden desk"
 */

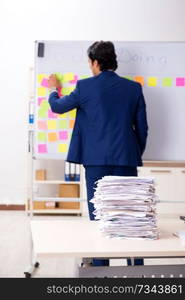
xmin=25 ymin=214 xmax=185 ymax=278
xmin=31 ymin=217 xmax=185 ymax=258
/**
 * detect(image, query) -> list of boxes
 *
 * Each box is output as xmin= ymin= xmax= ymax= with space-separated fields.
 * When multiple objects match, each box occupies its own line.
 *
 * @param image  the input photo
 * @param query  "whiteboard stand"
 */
xmin=24 ymin=129 xmax=40 ymax=278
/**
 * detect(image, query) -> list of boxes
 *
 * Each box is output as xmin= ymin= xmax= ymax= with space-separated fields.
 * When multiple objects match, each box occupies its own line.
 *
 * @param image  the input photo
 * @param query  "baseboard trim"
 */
xmin=0 ymin=205 xmax=25 ymax=210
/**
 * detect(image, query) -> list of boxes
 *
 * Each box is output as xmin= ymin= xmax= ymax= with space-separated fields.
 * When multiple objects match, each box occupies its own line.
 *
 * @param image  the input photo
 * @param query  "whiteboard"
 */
xmin=34 ymin=40 xmax=185 ymax=161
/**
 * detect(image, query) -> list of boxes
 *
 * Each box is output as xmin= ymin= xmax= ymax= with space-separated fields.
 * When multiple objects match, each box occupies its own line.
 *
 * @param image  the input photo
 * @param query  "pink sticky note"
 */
xmin=41 ymin=78 xmax=49 ymax=88
xmin=176 ymin=77 xmax=185 ymax=86
xmin=38 ymin=97 xmax=45 ymax=106
xmin=70 ymin=75 xmax=78 ymax=84
xmin=38 ymin=121 xmax=47 ymax=130
xmin=48 ymin=109 xmax=57 ymax=118
xmin=38 ymin=144 xmax=47 ymax=153
xmin=59 ymin=131 xmax=68 ymax=140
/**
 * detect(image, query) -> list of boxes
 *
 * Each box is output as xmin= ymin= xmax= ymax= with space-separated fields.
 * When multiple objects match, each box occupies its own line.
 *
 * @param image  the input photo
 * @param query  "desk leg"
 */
xmin=24 ymin=222 xmax=40 ymax=278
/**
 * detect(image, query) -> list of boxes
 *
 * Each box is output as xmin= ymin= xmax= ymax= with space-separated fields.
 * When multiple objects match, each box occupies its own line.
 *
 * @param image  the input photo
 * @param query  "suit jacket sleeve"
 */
xmin=48 ymin=82 xmax=80 ymax=114
xmin=134 ymin=85 xmax=148 ymax=156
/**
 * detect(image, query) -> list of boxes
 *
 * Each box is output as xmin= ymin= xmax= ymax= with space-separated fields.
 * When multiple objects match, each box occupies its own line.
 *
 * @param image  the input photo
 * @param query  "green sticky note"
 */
xmin=58 ymin=120 xmax=67 ymax=129
xmin=37 ymin=132 xmax=47 ymax=142
xmin=162 ymin=77 xmax=172 ymax=87
xmin=62 ymin=87 xmax=75 ymax=95
xmin=40 ymin=100 xmax=50 ymax=110
xmin=80 ymin=75 xmax=90 ymax=79
xmin=38 ymin=109 xmax=47 ymax=118
xmin=123 ymin=76 xmax=133 ymax=80
xmin=55 ymin=72 xmax=63 ymax=83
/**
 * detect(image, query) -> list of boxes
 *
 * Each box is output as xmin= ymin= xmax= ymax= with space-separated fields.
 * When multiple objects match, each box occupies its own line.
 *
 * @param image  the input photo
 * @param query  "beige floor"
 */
xmin=0 ymin=211 xmax=184 ymax=278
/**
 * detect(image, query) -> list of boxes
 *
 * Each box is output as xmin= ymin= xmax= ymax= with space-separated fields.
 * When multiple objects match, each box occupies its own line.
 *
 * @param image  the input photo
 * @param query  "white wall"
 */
xmin=0 ymin=0 xmax=184 ymax=204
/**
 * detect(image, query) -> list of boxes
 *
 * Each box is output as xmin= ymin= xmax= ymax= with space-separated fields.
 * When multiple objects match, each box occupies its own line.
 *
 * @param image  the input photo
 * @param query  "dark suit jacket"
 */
xmin=49 ymin=70 xmax=148 ymax=166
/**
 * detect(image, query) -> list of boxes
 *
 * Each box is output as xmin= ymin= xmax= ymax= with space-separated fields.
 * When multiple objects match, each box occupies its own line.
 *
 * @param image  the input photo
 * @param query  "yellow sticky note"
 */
xmin=58 ymin=120 xmax=67 ymax=129
xmin=69 ymin=109 xmax=76 ymax=118
xmin=37 ymin=74 xmax=47 ymax=84
xmin=58 ymin=112 xmax=67 ymax=118
xmin=62 ymin=86 xmax=75 ymax=95
xmin=148 ymin=77 xmax=157 ymax=87
xmin=47 ymin=120 xmax=57 ymax=130
xmin=58 ymin=144 xmax=68 ymax=153
xmin=48 ymin=132 xmax=58 ymax=142
xmin=63 ymin=72 xmax=75 ymax=82
xmin=37 ymin=87 xmax=47 ymax=96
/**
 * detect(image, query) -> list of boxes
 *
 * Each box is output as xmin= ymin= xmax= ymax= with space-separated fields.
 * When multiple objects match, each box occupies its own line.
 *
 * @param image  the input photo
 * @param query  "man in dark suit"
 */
xmin=48 ymin=41 xmax=148 ymax=267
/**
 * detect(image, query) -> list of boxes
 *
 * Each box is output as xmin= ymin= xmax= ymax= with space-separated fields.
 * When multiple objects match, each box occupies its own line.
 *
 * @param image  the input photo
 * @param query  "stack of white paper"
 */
xmin=90 ymin=176 xmax=158 ymax=240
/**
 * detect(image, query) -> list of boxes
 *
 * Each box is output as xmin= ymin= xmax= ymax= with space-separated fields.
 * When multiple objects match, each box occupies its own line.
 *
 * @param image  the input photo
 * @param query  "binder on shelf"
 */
xmin=65 ymin=162 xmax=80 ymax=182
xmin=64 ymin=161 xmax=70 ymax=181
xmin=75 ymin=164 xmax=80 ymax=181
xmin=70 ymin=163 xmax=75 ymax=181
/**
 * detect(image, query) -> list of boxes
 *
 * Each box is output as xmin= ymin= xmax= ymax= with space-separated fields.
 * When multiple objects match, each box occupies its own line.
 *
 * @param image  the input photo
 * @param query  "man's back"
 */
xmin=49 ymin=70 xmax=148 ymax=166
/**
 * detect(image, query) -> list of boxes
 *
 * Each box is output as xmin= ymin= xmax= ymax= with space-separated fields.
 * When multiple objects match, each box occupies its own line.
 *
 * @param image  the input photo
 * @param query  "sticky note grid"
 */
xmin=123 ymin=75 xmax=185 ymax=88
xmin=36 ymin=72 xmax=78 ymax=155
xmin=36 ymin=72 xmax=185 ymax=155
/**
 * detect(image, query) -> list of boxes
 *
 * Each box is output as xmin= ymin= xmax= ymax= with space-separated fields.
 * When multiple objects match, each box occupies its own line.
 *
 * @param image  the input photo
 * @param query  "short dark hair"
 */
xmin=87 ymin=41 xmax=118 ymax=71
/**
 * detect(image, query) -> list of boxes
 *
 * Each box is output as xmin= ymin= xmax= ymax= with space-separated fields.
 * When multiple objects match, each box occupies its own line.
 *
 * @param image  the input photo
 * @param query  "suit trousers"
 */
xmin=84 ymin=165 xmax=144 ymax=266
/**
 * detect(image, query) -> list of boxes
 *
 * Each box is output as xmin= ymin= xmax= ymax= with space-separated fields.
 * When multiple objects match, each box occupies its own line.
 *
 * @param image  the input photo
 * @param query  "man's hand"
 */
xmin=48 ymin=74 xmax=61 ymax=89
